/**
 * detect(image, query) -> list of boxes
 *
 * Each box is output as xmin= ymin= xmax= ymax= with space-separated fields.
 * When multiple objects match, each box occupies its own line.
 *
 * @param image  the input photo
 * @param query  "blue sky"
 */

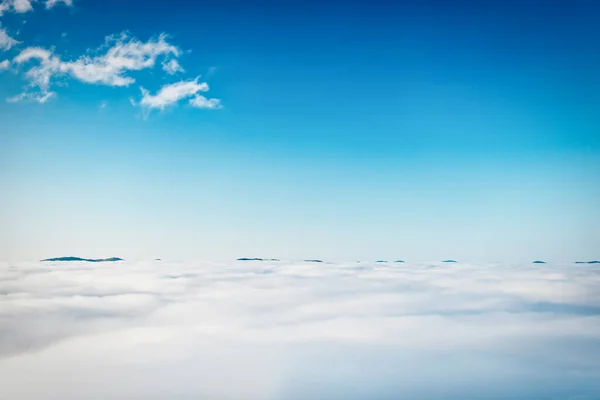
xmin=1 ymin=0 xmax=599 ymax=262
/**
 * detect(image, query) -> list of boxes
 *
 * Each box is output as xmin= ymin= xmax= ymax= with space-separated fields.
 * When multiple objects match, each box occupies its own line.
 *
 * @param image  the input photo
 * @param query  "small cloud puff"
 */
xmin=162 ymin=58 xmax=184 ymax=75
xmin=189 ymin=94 xmax=221 ymax=109
xmin=44 ymin=0 xmax=72 ymax=9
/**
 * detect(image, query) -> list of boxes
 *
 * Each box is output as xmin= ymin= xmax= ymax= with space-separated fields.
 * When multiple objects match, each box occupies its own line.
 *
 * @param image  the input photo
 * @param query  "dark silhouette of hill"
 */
xmin=532 ymin=260 xmax=546 ymax=264
xmin=41 ymin=257 xmax=123 ymax=262
xmin=442 ymin=260 xmax=457 ymax=263
xmin=588 ymin=260 xmax=600 ymax=264
xmin=395 ymin=260 xmax=405 ymax=263
xmin=304 ymin=259 xmax=323 ymax=263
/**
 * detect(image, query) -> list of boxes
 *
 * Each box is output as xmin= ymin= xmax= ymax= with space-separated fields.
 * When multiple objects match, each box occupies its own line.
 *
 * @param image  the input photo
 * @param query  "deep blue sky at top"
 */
xmin=1 ymin=0 xmax=599 ymax=261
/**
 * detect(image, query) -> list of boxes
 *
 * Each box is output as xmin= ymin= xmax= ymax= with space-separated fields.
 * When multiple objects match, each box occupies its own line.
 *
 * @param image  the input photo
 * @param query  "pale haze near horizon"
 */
xmin=2 ymin=163 xmax=599 ymax=262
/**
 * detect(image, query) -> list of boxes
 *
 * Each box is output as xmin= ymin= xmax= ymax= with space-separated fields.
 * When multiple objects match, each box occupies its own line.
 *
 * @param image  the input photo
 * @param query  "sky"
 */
xmin=1 ymin=0 xmax=599 ymax=262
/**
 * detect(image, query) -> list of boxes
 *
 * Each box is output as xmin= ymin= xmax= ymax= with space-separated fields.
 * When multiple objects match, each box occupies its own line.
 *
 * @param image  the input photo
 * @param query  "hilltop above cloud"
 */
xmin=41 ymin=256 xmax=123 ymax=262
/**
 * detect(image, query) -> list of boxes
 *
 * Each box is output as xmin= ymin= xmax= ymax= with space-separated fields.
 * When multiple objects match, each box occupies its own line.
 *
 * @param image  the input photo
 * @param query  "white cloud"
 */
xmin=44 ymin=0 xmax=72 ymax=8
xmin=65 ymin=32 xmax=180 ymax=86
xmin=137 ymin=76 xmax=218 ymax=112
xmin=189 ymin=94 xmax=222 ymax=109
xmin=3 ymin=3 xmax=223 ymax=114
xmin=0 ymin=26 xmax=20 ymax=51
xmin=0 ymin=0 xmax=72 ymax=15
xmin=0 ymin=0 xmax=33 ymax=15
xmin=12 ymin=47 xmax=59 ymax=100
xmin=162 ymin=58 xmax=184 ymax=75
xmin=7 ymin=90 xmax=54 ymax=103
xmin=12 ymin=33 xmax=182 ymax=102
xmin=14 ymin=46 xmax=52 ymax=62
xmin=0 ymin=260 xmax=599 ymax=399
xmin=0 ymin=59 xmax=9 ymax=69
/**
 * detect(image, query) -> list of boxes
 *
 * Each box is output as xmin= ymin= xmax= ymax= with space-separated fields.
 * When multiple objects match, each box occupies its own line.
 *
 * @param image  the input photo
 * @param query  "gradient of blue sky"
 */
xmin=1 ymin=0 xmax=599 ymax=262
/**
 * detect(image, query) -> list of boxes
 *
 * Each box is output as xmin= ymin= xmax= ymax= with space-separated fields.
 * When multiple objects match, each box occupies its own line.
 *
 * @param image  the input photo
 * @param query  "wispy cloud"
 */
xmin=0 ymin=0 xmax=33 ymax=15
xmin=7 ymin=89 xmax=54 ymax=103
xmin=0 ymin=26 xmax=20 ymax=51
xmin=13 ymin=46 xmax=51 ymax=62
xmin=0 ymin=0 xmax=72 ymax=15
xmin=44 ymin=0 xmax=72 ymax=9
xmin=0 ymin=59 xmax=9 ymax=69
xmin=66 ymin=33 xmax=180 ymax=86
xmin=3 ymin=1 xmax=223 ymax=115
xmin=11 ymin=47 xmax=56 ymax=102
xmin=135 ymin=76 xmax=221 ymax=114
xmin=12 ymin=32 xmax=182 ymax=101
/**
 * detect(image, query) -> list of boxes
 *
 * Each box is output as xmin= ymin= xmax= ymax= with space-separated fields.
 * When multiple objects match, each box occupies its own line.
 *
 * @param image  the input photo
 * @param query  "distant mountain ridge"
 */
xmin=41 ymin=257 xmax=123 ymax=262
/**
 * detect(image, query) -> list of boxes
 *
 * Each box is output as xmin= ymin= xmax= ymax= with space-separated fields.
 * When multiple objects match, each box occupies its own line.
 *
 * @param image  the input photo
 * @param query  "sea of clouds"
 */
xmin=1 ymin=260 xmax=600 ymax=399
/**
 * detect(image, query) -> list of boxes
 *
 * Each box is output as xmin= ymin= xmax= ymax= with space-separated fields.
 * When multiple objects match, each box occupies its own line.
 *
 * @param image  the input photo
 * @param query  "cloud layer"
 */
xmin=1 ymin=260 xmax=599 ymax=399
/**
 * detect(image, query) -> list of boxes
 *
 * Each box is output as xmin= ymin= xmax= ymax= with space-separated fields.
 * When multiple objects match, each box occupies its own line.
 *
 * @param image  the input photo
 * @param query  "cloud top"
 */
xmin=0 ymin=260 xmax=599 ymax=399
